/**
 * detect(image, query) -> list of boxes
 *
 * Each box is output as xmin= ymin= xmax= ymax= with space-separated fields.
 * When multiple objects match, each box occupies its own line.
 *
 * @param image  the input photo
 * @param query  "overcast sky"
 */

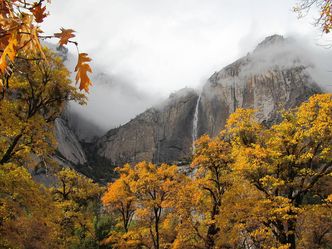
xmin=42 ymin=0 xmax=330 ymax=95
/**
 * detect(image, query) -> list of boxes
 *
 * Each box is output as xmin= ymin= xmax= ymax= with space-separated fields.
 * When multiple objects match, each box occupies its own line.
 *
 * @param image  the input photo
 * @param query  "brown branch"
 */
xmin=0 ymin=133 xmax=23 ymax=164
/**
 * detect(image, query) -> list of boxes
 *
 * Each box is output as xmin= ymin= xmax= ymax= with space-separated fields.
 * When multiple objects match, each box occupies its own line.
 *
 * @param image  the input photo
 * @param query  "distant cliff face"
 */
xmin=54 ymin=118 xmax=88 ymax=166
xmin=54 ymin=117 xmax=115 ymax=184
xmin=197 ymin=35 xmax=321 ymax=137
xmin=92 ymin=35 xmax=321 ymax=167
xmin=55 ymin=35 xmax=323 ymax=181
xmin=96 ymin=88 xmax=198 ymax=165
xmin=198 ymin=63 xmax=320 ymax=138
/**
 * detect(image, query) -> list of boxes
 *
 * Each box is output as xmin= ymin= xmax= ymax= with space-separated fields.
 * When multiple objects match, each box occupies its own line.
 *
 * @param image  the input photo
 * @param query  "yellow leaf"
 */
xmin=0 ymin=34 xmax=17 ymax=74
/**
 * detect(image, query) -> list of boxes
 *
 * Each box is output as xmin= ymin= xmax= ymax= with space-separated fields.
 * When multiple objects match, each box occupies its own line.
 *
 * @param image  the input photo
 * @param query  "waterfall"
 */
xmin=192 ymin=93 xmax=201 ymax=153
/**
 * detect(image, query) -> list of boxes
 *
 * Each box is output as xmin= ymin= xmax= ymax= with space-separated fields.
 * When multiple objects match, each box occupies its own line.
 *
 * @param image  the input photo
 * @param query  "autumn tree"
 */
xmin=0 ymin=163 xmax=62 ymax=248
xmin=173 ymin=135 xmax=259 ymax=249
xmin=162 ymin=175 xmax=198 ymax=249
xmin=51 ymin=168 xmax=103 ymax=248
xmin=215 ymin=177 xmax=273 ymax=248
xmin=0 ymin=1 xmax=102 ymax=248
xmin=184 ymin=134 xmax=233 ymax=249
xmin=0 ymin=0 xmax=89 ymax=167
xmin=0 ymin=0 xmax=93 ymax=92
xmin=0 ymin=46 xmax=89 ymax=249
xmin=0 ymin=165 xmax=103 ymax=249
xmin=102 ymin=162 xmax=184 ymax=249
xmin=102 ymin=164 xmax=136 ymax=233
xmin=0 ymin=48 xmax=85 ymax=166
xmin=226 ymin=94 xmax=332 ymax=249
xmin=133 ymin=162 xmax=183 ymax=249
xmin=101 ymin=164 xmax=140 ymax=248
xmin=294 ymin=0 xmax=332 ymax=34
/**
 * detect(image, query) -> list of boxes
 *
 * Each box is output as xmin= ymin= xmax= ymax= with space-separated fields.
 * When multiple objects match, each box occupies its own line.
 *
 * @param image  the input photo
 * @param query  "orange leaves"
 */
xmin=75 ymin=53 xmax=93 ymax=92
xmin=31 ymin=3 xmax=48 ymax=23
xmin=54 ymin=29 xmax=93 ymax=92
xmin=54 ymin=28 xmax=76 ymax=46
xmin=75 ymin=63 xmax=92 ymax=92
xmin=0 ymin=0 xmax=14 ymax=17
xmin=0 ymin=34 xmax=17 ymax=74
xmin=321 ymin=0 xmax=332 ymax=33
xmin=75 ymin=53 xmax=92 ymax=91
xmin=295 ymin=0 xmax=332 ymax=34
xmin=3 ymin=36 xmax=17 ymax=62
xmin=75 ymin=52 xmax=92 ymax=69
xmin=102 ymin=161 xmax=185 ymax=246
xmin=0 ymin=1 xmax=94 ymax=94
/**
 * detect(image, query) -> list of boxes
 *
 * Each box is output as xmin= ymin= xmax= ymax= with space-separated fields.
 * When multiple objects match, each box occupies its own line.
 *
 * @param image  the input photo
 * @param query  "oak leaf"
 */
xmin=75 ymin=53 xmax=92 ymax=92
xmin=31 ymin=3 xmax=47 ymax=23
xmin=0 ymin=34 xmax=17 ymax=74
xmin=54 ymin=28 xmax=75 ymax=46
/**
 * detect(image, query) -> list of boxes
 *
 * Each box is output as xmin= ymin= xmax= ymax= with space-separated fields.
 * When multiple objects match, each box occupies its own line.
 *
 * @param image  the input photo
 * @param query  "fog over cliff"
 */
xmin=60 ymin=34 xmax=332 ymax=138
xmin=41 ymin=1 xmax=332 ymax=135
xmin=68 ymin=69 xmax=160 ymax=131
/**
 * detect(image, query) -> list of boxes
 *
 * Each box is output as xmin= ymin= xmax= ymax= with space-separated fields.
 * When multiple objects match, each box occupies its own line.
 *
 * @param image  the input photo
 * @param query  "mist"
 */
xmin=42 ymin=0 xmax=330 ymax=94
xmin=59 ymin=33 xmax=332 ymax=137
xmin=237 ymin=35 xmax=332 ymax=92
xmin=68 ymin=66 xmax=161 ymax=134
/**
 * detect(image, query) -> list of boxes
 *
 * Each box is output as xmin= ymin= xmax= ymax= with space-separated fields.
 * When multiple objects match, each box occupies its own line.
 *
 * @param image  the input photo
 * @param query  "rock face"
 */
xmin=96 ymin=88 xmax=198 ymax=165
xmin=199 ymin=66 xmax=319 ymax=137
xmin=93 ymin=35 xmax=321 ymax=167
xmin=54 ymin=118 xmax=88 ymax=166
xmin=198 ymin=55 xmax=321 ymax=137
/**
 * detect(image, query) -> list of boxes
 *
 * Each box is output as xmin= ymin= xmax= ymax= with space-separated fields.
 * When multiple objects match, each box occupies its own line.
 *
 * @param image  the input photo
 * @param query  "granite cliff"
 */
xmin=95 ymin=88 xmax=199 ymax=165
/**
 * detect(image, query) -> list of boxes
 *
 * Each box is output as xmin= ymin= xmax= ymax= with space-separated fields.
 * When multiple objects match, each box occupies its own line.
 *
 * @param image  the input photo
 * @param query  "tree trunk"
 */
xmin=0 ymin=133 xmax=22 ymax=164
xmin=153 ymin=207 xmax=160 ymax=249
xmin=155 ymin=218 xmax=159 ymax=249
xmin=286 ymin=219 xmax=296 ymax=249
xmin=274 ymin=218 xmax=296 ymax=249
xmin=205 ymin=223 xmax=219 ymax=249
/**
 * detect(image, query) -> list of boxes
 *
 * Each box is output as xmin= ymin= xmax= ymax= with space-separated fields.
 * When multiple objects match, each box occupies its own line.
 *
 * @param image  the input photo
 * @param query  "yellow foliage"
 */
xmin=0 ymin=163 xmax=62 ymax=248
xmin=0 ymin=0 xmax=93 ymax=92
xmin=51 ymin=168 xmax=103 ymax=248
xmin=103 ymin=161 xmax=185 ymax=248
xmin=226 ymin=94 xmax=332 ymax=248
xmin=0 ymin=34 xmax=17 ymax=74
xmin=0 ymin=48 xmax=85 ymax=166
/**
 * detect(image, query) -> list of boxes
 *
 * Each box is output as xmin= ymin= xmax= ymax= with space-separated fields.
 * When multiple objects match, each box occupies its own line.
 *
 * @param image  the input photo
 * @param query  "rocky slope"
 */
xmin=54 ymin=117 xmax=88 ymax=166
xmin=95 ymin=88 xmax=198 ymax=165
xmin=197 ymin=35 xmax=321 ymax=137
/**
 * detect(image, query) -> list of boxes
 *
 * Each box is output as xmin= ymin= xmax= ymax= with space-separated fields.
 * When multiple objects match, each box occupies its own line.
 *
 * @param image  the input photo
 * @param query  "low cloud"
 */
xmin=67 ymin=63 xmax=160 ymax=134
xmin=63 ymin=34 xmax=332 ymax=139
xmin=244 ymin=35 xmax=332 ymax=91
